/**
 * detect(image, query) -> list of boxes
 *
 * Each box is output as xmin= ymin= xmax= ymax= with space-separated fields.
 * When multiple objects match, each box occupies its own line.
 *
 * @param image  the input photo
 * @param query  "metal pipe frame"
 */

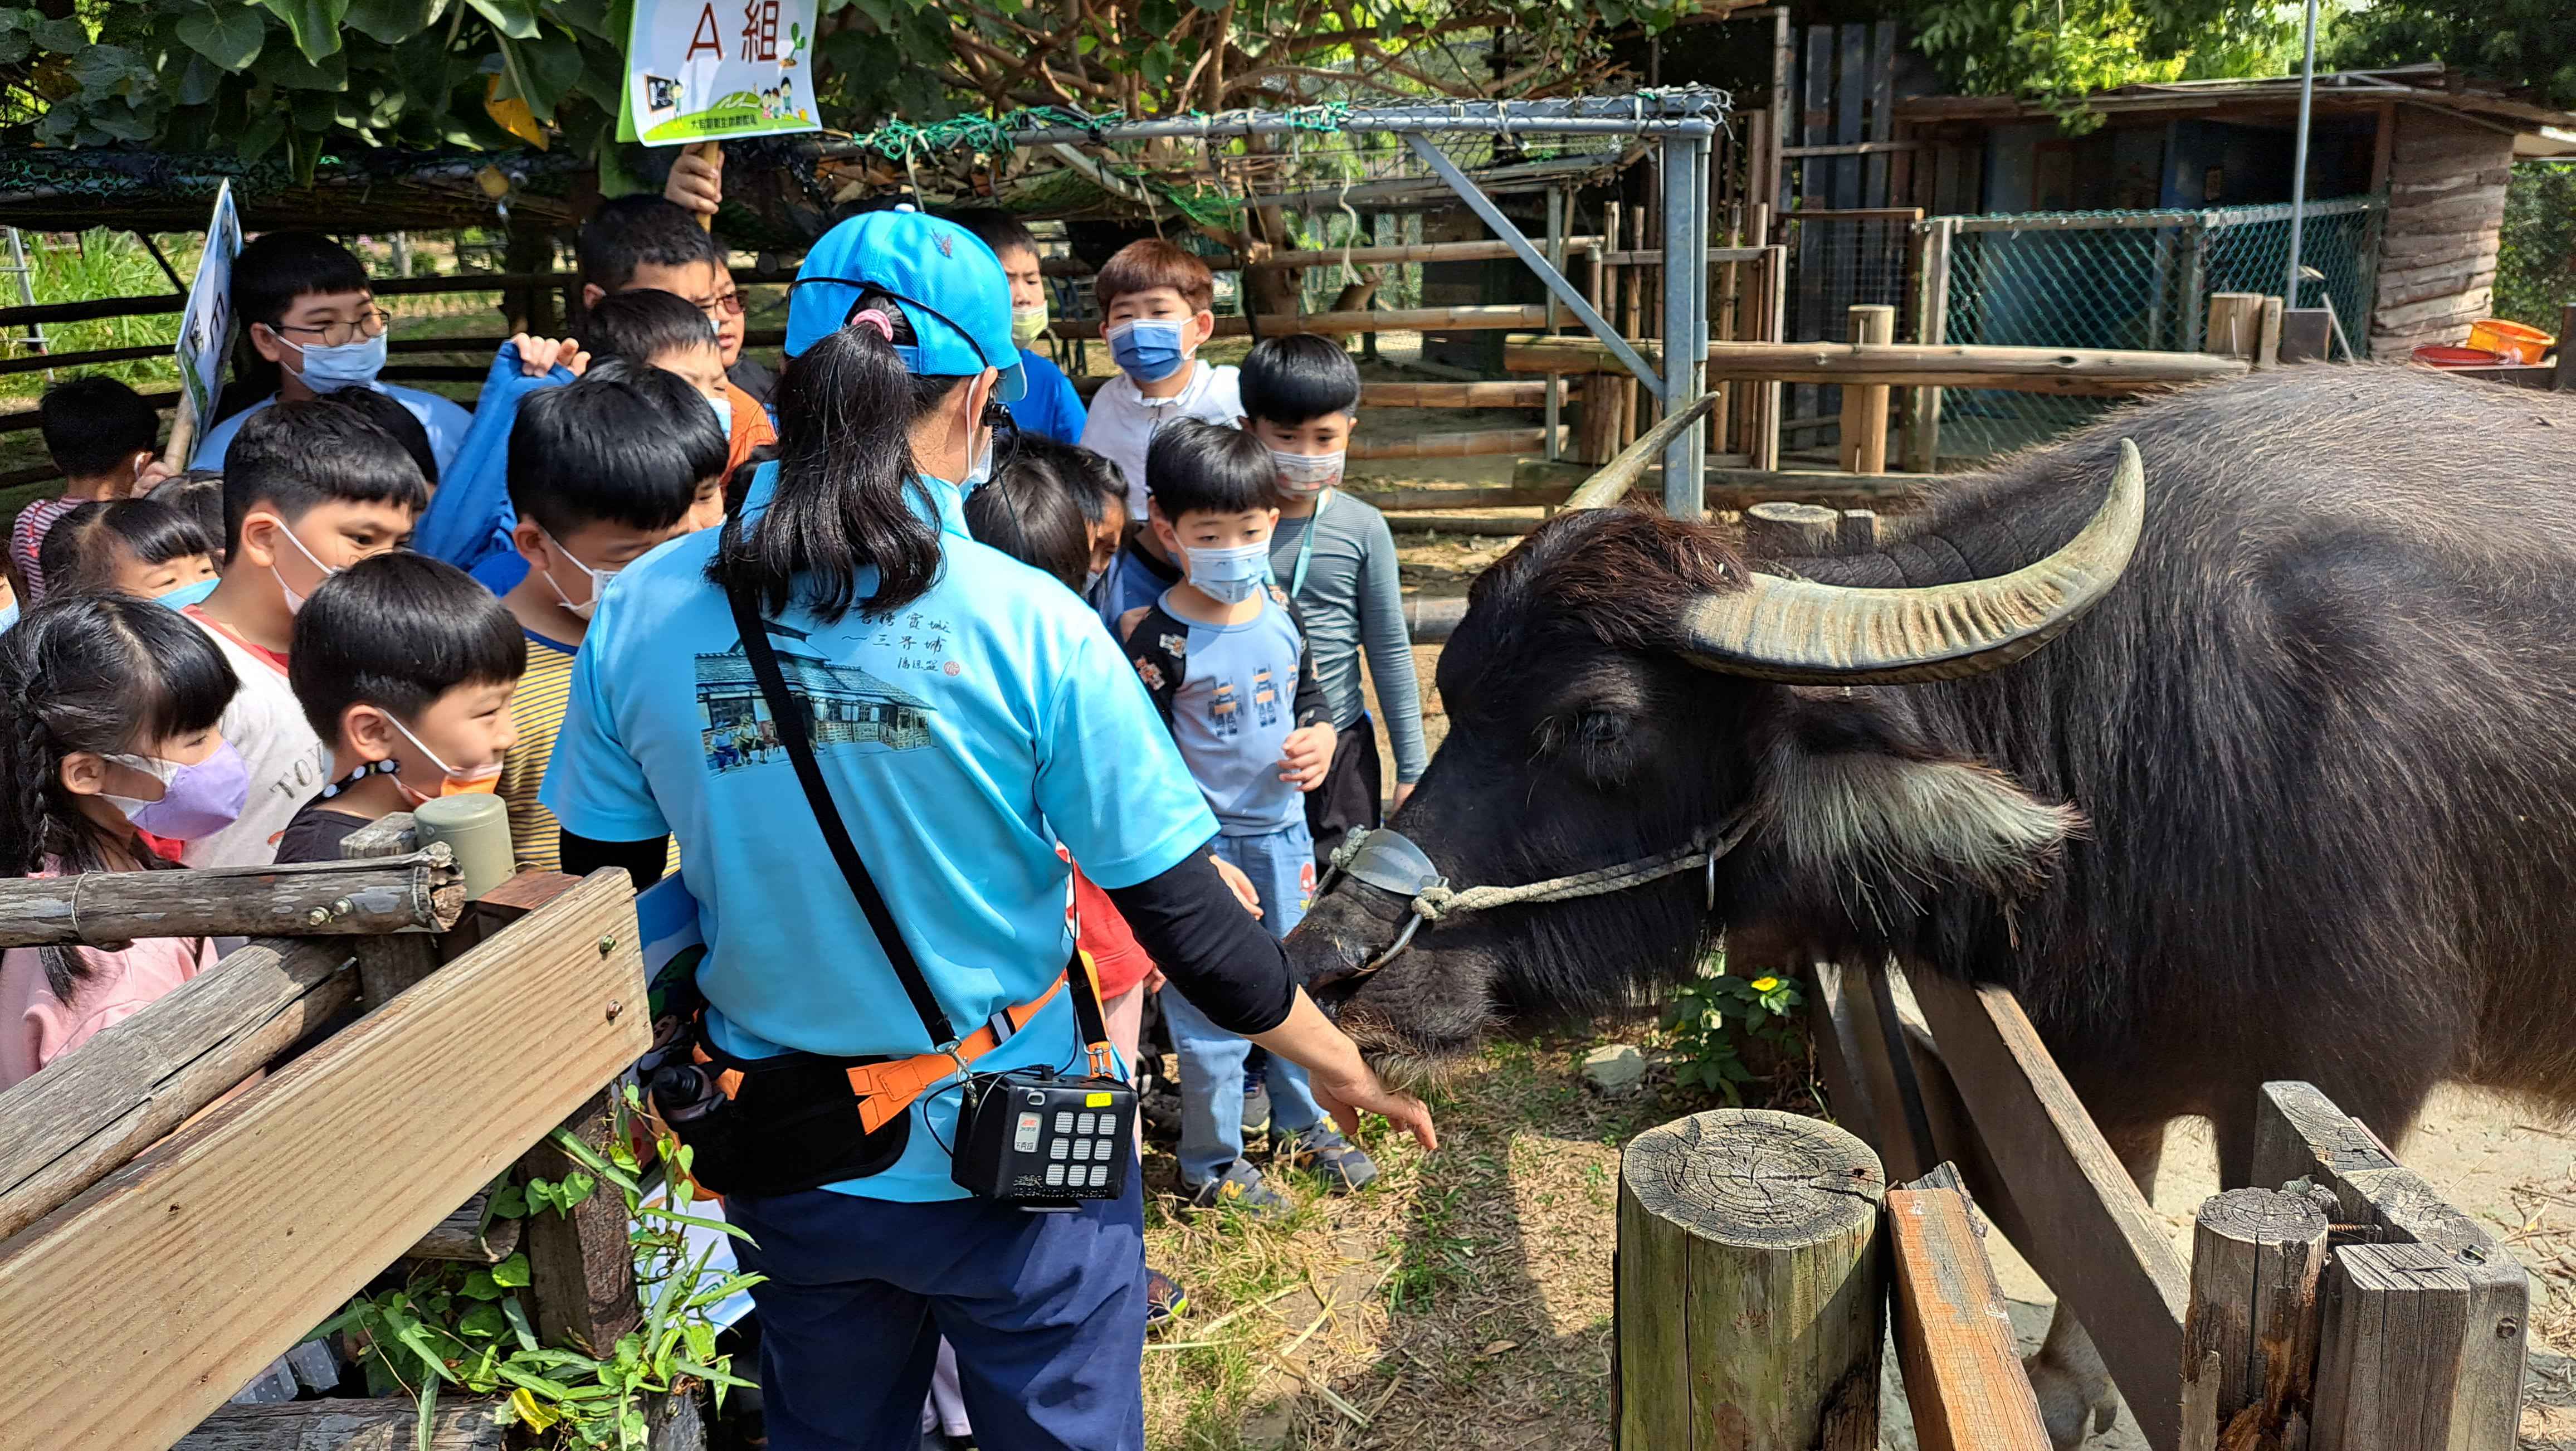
xmin=1660 ymin=132 xmax=1710 ymax=518
xmin=1004 ymin=90 xmax=1730 ymax=145
xmin=1402 ymin=132 xmax=1667 ymax=396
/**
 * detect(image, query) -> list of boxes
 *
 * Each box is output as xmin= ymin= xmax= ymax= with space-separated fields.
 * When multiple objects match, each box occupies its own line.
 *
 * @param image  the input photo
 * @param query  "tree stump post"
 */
xmin=2180 ymin=1186 xmax=2330 ymax=1451
xmin=1615 ymin=1109 xmax=1886 ymax=1450
xmin=1743 ymin=501 xmax=1841 ymax=561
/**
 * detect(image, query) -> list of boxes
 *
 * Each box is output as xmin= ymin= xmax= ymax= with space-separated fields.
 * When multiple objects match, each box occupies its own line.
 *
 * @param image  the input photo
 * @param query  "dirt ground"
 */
xmin=1148 ymin=538 xmax=2576 ymax=1451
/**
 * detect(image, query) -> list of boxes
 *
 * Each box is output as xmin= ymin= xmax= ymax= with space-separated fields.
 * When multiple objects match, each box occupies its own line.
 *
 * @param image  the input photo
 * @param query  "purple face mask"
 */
xmin=103 ymin=741 xmax=251 ymax=840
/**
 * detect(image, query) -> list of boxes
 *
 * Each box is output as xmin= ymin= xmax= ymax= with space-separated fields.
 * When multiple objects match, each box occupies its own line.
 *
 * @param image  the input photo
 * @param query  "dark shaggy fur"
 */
xmin=1293 ymin=364 xmax=2576 ymax=1177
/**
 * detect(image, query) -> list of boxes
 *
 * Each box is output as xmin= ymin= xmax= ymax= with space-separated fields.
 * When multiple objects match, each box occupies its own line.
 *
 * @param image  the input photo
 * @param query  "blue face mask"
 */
xmin=154 ymin=576 xmax=221 ymax=611
xmin=1106 ymin=318 xmax=1189 ymax=384
xmin=286 ymin=330 xmax=388 ymax=392
xmin=707 ymin=391 xmax=734 ymax=441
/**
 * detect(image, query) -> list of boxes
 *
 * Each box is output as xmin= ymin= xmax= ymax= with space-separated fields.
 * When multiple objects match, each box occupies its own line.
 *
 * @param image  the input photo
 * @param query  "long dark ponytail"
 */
xmin=708 ymin=288 xmax=954 ymax=623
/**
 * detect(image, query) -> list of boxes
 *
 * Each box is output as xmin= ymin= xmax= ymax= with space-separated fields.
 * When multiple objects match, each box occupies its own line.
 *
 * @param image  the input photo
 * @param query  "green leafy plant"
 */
xmin=1660 ymin=959 xmax=1802 ymax=1104
xmin=320 ymin=1095 xmax=759 ymax=1451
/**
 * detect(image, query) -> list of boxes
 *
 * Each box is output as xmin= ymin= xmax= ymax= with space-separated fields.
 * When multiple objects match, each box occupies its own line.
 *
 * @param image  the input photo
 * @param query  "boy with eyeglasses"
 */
xmin=191 ymin=231 xmax=472 ymax=474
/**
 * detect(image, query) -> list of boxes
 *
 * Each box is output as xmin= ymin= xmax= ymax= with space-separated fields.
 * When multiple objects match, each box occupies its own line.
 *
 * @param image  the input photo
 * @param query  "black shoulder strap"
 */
xmin=723 ymin=579 xmax=1115 ymax=1062
xmin=725 ymin=580 xmax=959 ymax=1049
xmin=1121 ymin=600 xmax=1190 ymax=731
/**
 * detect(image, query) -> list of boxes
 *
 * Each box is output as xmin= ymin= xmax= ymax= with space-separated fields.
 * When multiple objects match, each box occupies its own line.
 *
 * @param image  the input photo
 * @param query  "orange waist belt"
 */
xmin=692 ymin=972 xmax=1070 ymax=1133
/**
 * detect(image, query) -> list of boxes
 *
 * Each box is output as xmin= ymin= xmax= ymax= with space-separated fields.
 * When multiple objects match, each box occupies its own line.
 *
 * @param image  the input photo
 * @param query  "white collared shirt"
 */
xmin=1078 ymin=360 xmax=1244 ymax=520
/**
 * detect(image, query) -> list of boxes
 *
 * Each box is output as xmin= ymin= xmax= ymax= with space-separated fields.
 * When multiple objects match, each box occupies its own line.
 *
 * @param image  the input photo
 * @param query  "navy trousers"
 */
xmin=723 ymin=1175 xmax=1146 ymax=1451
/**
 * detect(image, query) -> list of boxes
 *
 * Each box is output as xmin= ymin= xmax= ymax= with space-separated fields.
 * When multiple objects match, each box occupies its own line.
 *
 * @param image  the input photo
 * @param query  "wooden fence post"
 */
xmin=2256 ymin=296 xmax=2284 ymax=371
xmin=1743 ymin=501 xmax=1840 ymax=558
xmin=2250 ymin=1082 xmax=2527 ymax=1451
xmin=2179 ymin=1187 xmax=2329 ymax=1451
xmin=2205 ymin=293 xmax=2266 ymax=362
xmin=2557 ymin=303 xmax=2576 ymax=392
xmin=1841 ymin=303 xmax=1896 ymax=473
xmin=1903 ymin=217 xmax=1953 ymax=474
xmin=343 ymin=814 xmax=442 ymax=1008
xmin=1615 ymin=1109 xmax=1885 ymax=1450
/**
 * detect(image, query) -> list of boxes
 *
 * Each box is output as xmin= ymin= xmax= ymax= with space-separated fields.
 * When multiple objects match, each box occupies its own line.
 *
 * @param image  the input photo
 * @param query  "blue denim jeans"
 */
xmin=1167 ymin=822 xmax=1324 ymax=1184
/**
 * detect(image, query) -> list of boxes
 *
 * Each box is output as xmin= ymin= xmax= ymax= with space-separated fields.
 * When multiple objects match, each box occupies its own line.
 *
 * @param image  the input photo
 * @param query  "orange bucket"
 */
xmin=2466 ymin=319 xmax=2553 ymax=363
xmin=2412 ymin=344 xmax=2503 ymax=367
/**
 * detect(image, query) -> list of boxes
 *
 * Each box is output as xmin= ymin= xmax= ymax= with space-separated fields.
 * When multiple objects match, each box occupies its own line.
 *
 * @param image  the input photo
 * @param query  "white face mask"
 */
xmin=269 ymin=520 xmax=340 ymax=615
xmin=1182 ymin=539 xmax=1270 ymax=605
xmin=538 ymin=527 xmax=618 ymax=621
xmin=1268 ymin=445 xmax=1345 ymax=497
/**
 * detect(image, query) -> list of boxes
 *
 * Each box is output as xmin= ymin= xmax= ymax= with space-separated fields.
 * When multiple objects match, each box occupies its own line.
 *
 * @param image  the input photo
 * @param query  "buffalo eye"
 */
xmin=1536 ymin=707 xmax=1636 ymax=787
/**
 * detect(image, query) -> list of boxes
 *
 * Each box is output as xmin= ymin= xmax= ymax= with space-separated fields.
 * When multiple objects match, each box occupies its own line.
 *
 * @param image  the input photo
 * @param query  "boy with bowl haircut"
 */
xmin=580 ymin=287 xmax=776 ymax=489
xmin=1081 ymin=241 xmax=1244 ymax=625
xmin=1119 ymin=418 xmax=1377 ymax=1213
xmin=12 ymin=376 xmax=167 ymax=600
xmin=1239 ymin=335 xmax=1430 ymax=853
xmin=193 ymin=231 xmax=473 ymax=473
xmin=493 ymin=361 xmax=721 ymax=873
xmin=184 ymin=402 xmax=428 ymax=866
xmin=277 ymin=552 xmax=525 ymax=864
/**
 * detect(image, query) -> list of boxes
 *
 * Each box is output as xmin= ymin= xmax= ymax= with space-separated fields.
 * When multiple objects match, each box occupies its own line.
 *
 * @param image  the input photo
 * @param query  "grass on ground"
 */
xmin=1138 ymin=1017 xmax=1818 ymax=1451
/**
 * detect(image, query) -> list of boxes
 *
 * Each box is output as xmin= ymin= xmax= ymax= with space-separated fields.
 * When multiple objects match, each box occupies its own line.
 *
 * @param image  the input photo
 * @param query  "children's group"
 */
xmin=0 ymin=184 xmax=1436 ymax=1335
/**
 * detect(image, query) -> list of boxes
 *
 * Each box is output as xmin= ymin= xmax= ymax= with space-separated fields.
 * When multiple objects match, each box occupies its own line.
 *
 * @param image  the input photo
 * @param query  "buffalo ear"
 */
xmin=1755 ymin=694 xmax=2082 ymax=896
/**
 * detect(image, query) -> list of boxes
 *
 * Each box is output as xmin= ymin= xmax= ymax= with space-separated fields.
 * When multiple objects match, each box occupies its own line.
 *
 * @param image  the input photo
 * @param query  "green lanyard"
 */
xmin=1286 ymin=489 xmax=1333 ymax=600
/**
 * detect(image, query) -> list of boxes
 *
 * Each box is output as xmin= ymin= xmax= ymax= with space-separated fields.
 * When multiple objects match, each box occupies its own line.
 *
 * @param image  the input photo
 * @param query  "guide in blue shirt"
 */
xmin=539 ymin=207 xmax=1430 ymax=1451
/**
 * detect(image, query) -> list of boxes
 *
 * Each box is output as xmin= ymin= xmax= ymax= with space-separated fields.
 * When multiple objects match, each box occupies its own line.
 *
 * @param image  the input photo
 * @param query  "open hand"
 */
xmin=1278 ymin=722 xmax=1336 ymax=792
xmin=1211 ymin=854 xmax=1262 ymax=919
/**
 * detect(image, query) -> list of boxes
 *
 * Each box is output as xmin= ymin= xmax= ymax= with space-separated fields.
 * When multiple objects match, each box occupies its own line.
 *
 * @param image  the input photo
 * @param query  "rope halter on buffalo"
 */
xmin=1316 ymin=812 xmax=1755 ymax=976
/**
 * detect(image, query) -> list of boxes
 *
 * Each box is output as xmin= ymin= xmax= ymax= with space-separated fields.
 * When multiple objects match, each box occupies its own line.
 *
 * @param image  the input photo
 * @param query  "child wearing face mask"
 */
xmin=192 ymin=231 xmax=472 ymax=474
xmin=1080 ymin=241 xmax=1243 ymax=626
xmin=492 ymin=362 xmax=720 ymax=873
xmin=12 ymin=377 xmax=173 ymax=602
xmin=36 ymin=498 xmax=221 ymax=606
xmin=0 ymin=593 xmax=243 ymax=1087
xmin=276 ymin=553 xmax=525 ymax=864
xmin=1238 ymin=336 xmax=1430 ymax=861
xmin=183 ymin=402 xmax=428 ymax=868
xmin=1117 ymin=420 xmax=1377 ymax=1214
xmin=579 ymin=288 xmax=774 ymax=493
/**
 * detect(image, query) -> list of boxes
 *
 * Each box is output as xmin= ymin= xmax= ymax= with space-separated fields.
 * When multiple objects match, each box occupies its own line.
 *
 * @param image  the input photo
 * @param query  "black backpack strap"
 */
xmin=724 ymin=581 xmax=959 ymax=1049
xmin=1120 ymin=600 xmax=1191 ymax=732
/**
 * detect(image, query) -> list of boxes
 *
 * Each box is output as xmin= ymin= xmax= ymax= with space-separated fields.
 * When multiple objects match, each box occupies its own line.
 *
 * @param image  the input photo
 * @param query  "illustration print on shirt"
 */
xmin=1208 ymin=680 xmax=1240 ymax=740
xmin=694 ymin=621 xmax=937 ymax=775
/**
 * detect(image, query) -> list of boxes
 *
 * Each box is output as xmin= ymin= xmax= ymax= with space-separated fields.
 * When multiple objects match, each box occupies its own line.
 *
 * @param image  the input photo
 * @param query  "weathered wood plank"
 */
xmin=172 ymin=1397 xmax=510 ymax=1451
xmin=1841 ymin=305 xmax=1896 ymax=473
xmin=1887 ymin=1172 xmax=2051 ymax=1451
xmin=522 ymin=1088 xmax=642 ymax=1353
xmin=1905 ymin=970 xmax=2189 ymax=1450
xmin=403 ymin=1190 xmax=523 ymax=1264
xmin=0 ymin=937 xmax=355 ymax=1241
xmin=1513 ymin=457 xmax=1926 ymax=509
xmin=1504 ymin=335 xmax=2249 ymax=394
xmin=0 ymin=871 xmax=650 ymax=1451
xmin=2179 ymin=1187 xmax=2328 ymax=1451
xmin=1348 ymin=425 xmax=1564 ymax=461
xmin=341 ymin=815 xmax=443 ymax=1008
xmin=0 ymin=852 xmax=461 ymax=948
xmin=1616 ymin=1109 xmax=1885 ymax=1449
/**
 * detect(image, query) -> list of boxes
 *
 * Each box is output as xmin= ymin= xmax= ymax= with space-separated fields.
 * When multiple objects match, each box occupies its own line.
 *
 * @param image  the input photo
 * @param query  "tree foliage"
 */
xmin=1906 ymin=0 xmax=2304 ymax=126
xmin=3 ymin=0 xmax=1711 ymax=176
xmin=2329 ymin=0 xmax=2576 ymax=108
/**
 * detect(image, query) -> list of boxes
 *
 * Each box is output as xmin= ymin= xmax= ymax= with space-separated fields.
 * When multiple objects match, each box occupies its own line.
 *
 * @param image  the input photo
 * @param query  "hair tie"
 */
xmin=851 ymin=308 xmax=896 ymax=342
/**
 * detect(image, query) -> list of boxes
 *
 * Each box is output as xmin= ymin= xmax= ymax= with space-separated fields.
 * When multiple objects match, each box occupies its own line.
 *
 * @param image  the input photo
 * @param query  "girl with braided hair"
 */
xmin=0 ymin=593 xmax=243 ymax=1088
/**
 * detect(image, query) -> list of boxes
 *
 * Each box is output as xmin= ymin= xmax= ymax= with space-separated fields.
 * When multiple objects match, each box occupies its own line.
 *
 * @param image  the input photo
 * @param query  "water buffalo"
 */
xmin=1287 ymin=365 xmax=2576 ymax=1443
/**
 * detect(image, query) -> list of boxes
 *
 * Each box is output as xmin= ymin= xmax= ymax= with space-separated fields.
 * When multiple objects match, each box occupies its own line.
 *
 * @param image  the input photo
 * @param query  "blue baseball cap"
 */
xmin=785 ymin=207 xmax=1026 ymax=403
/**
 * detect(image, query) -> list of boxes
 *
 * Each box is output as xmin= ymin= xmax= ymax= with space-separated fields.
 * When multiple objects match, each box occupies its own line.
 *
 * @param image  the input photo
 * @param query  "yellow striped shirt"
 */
xmin=499 ymin=631 xmax=678 ymax=875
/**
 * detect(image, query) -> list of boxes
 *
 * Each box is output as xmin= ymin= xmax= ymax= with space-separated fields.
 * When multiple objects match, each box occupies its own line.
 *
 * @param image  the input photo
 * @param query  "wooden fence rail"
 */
xmin=1505 ymin=336 xmax=2253 ymax=396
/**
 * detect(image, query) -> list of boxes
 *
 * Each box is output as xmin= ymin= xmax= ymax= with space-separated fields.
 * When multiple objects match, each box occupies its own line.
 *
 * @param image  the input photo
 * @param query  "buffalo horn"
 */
xmin=1676 ymin=437 xmax=2145 ymax=684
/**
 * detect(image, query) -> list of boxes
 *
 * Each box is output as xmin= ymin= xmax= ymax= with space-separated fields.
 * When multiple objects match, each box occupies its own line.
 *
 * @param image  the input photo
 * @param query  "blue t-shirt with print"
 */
xmin=193 ymin=383 xmax=474 ymax=474
xmin=1158 ymin=588 xmax=1309 ymax=837
xmin=540 ymin=462 xmax=1216 ymax=1202
xmin=1006 ymin=348 xmax=1086 ymax=446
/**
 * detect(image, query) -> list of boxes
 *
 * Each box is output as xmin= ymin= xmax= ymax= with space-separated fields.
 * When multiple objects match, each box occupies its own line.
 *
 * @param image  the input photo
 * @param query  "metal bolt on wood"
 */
xmin=598 ymin=935 xmax=618 ymax=956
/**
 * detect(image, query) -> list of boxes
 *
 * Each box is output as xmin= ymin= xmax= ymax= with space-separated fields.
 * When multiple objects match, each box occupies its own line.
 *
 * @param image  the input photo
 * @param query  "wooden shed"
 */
xmin=1894 ymin=66 xmax=2576 ymax=357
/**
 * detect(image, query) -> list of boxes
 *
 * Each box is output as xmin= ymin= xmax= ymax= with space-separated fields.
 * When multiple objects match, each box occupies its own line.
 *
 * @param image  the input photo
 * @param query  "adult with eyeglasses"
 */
xmin=541 ymin=208 xmax=1436 ymax=1451
xmin=196 ymin=232 xmax=472 ymax=473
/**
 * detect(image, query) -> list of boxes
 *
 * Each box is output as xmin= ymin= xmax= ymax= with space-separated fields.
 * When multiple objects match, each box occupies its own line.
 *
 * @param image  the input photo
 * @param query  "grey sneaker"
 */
xmin=1185 ymin=1158 xmax=1293 ymax=1218
xmin=1279 ymin=1124 xmax=1379 ymax=1192
xmin=1242 ymin=1083 xmax=1272 ymax=1141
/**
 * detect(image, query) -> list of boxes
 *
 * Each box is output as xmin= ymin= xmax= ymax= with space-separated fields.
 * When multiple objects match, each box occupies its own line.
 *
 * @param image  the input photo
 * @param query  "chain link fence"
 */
xmin=1935 ymin=195 xmax=2383 ymax=460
